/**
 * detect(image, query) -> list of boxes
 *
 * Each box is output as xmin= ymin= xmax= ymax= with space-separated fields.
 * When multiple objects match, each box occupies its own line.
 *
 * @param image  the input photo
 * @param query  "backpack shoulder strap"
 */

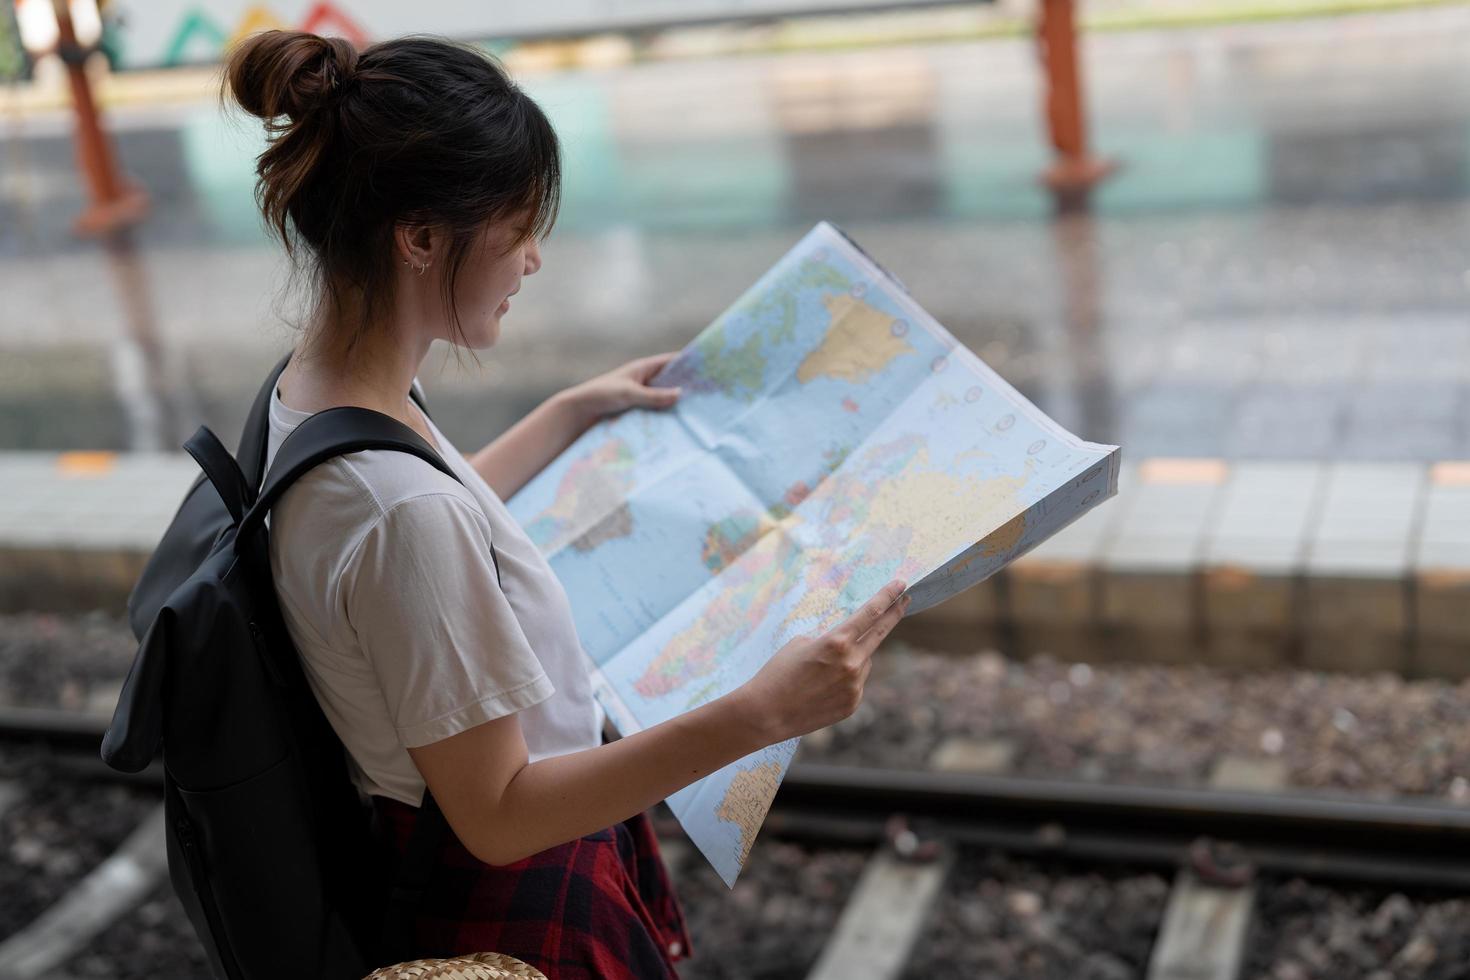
xmin=238 ymin=354 xmax=292 ymax=486
xmin=236 ymin=406 xmax=461 ymax=547
xmin=183 ymin=426 xmax=253 ymax=523
xmin=237 ymin=354 xmax=435 ymax=489
xmin=234 ymin=404 xmax=461 ymax=936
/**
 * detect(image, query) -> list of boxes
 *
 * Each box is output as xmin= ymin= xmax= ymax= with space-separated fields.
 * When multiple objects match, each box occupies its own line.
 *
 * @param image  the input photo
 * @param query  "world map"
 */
xmin=508 ymin=222 xmax=1120 ymax=885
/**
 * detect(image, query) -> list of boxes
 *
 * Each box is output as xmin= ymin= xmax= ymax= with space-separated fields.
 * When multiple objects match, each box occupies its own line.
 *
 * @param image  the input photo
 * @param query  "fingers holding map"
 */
xmin=507 ymin=222 xmax=1121 ymax=885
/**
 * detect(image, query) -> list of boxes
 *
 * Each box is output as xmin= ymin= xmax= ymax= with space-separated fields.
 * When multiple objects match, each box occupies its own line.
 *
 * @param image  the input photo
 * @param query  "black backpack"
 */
xmin=102 ymin=357 xmax=451 ymax=979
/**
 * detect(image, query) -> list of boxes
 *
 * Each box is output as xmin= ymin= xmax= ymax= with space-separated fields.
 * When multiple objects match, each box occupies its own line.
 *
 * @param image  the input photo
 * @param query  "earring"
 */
xmin=416 ymin=262 xmax=428 ymax=276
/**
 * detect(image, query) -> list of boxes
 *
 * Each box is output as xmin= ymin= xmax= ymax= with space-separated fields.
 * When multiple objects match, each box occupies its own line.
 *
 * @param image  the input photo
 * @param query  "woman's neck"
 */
xmin=277 ymin=316 xmax=433 ymax=423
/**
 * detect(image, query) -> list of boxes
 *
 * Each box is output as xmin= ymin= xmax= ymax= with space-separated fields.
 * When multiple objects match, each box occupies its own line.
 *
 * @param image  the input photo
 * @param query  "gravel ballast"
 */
xmin=797 ymin=644 xmax=1470 ymax=800
xmin=7 ymin=614 xmax=1469 ymax=801
xmin=7 ymin=615 xmax=1470 ymax=978
xmin=58 ymin=885 xmax=211 ymax=980
xmin=0 ymin=612 xmax=136 ymax=717
xmin=902 ymin=851 xmax=1169 ymax=980
xmin=0 ymin=748 xmax=161 ymax=938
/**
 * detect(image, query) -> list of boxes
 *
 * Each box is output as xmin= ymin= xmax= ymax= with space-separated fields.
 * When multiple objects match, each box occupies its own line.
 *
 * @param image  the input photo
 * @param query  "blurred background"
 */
xmin=2 ymin=0 xmax=1469 ymax=977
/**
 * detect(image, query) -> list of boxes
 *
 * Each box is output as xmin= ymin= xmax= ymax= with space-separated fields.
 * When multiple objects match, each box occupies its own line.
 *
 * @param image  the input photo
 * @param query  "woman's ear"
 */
xmin=394 ymin=223 xmax=437 ymax=273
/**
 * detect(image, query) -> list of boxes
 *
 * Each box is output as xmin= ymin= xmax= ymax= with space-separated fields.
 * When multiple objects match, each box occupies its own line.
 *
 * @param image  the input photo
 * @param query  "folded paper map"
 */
xmin=507 ymin=222 xmax=1121 ymax=885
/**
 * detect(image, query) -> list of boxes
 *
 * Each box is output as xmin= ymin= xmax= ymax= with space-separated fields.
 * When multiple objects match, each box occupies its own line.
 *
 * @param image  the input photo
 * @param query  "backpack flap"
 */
xmin=104 ymin=540 xmax=294 ymax=783
xmin=106 ymin=425 xmax=271 ymax=776
xmin=126 ymin=480 xmax=222 ymax=643
xmin=126 ymin=357 xmax=290 ymax=641
xmin=100 ymin=606 xmax=171 ymax=772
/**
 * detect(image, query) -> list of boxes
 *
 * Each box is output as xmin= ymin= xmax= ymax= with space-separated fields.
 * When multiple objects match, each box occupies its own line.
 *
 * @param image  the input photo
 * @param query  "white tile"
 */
xmin=1105 ymin=535 xmax=1201 ymax=571
xmin=1205 ymin=537 xmax=1304 ymax=572
xmin=1416 ymin=541 xmax=1470 ymax=572
xmin=1307 ymin=539 xmax=1413 ymax=576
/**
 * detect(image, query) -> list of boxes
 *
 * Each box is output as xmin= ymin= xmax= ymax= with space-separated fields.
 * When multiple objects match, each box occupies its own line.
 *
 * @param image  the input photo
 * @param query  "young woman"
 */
xmin=226 ymin=30 xmax=910 ymax=979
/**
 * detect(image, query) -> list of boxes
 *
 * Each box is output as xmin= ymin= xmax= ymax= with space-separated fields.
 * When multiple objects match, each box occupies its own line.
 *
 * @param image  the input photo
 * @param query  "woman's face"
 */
xmin=443 ymin=218 xmax=543 ymax=349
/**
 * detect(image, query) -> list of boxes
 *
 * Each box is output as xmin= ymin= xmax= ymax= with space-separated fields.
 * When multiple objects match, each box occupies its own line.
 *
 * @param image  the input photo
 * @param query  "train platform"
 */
xmin=3 ymin=451 xmax=1467 ymax=680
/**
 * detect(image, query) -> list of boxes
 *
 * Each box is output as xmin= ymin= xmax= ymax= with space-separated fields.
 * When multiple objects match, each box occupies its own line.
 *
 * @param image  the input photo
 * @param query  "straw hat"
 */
xmin=365 ymin=952 xmax=548 ymax=979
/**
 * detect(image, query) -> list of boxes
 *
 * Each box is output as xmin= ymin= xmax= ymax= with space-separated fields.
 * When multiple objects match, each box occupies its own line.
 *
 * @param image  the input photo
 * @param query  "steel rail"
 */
xmin=773 ymin=763 xmax=1470 ymax=890
xmin=0 ymin=704 xmax=110 ymax=752
xmin=8 ymin=705 xmax=1470 ymax=888
xmin=0 ymin=705 xmax=163 ymax=787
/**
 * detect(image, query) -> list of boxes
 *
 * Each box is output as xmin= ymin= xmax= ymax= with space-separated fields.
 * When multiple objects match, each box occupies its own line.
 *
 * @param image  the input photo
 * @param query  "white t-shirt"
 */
xmin=264 ymin=382 xmax=604 ymax=806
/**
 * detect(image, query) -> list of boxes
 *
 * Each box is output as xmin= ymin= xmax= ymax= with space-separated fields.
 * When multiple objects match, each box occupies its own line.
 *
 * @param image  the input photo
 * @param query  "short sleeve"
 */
xmin=341 ymin=491 xmax=554 ymax=747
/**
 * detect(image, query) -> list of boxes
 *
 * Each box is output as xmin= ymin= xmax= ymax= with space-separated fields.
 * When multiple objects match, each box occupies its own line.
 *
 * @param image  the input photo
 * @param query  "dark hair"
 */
xmin=224 ymin=31 xmax=560 ymax=356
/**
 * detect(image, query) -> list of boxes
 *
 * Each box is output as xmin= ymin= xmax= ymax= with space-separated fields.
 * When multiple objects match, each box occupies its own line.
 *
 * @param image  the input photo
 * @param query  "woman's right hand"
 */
xmin=736 ymin=579 xmax=911 ymax=744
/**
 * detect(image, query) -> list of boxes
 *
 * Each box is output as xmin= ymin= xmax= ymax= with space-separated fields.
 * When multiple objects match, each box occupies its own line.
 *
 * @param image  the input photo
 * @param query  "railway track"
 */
xmin=0 ymin=707 xmax=170 ymax=980
xmin=4 ymin=704 xmax=1469 ymax=979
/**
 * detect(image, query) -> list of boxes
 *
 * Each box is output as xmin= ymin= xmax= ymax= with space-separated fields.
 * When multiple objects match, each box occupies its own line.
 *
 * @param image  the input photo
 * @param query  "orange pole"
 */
xmin=1037 ymin=0 xmax=1116 ymax=203
xmin=52 ymin=0 xmax=147 ymax=235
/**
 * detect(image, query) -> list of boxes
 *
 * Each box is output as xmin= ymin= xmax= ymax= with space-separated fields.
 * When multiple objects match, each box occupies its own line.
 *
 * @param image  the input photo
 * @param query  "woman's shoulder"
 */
xmin=285 ymin=449 xmax=478 ymax=532
xmin=269 ymin=450 xmax=485 ymax=581
xmin=267 ymin=383 xmax=480 ymax=537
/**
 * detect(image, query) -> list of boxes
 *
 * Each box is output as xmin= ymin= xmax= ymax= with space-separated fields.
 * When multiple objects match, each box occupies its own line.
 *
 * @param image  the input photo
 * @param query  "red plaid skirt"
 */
xmin=372 ymin=796 xmax=691 ymax=979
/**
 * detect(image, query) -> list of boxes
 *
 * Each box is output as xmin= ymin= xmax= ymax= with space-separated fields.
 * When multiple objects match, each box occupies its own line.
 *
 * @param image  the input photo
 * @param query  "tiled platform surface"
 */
xmin=1 ymin=452 xmax=1466 ymax=679
xmin=909 ymin=457 xmax=1469 ymax=678
xmin=0 ymin=452 xmax=198 ymax=612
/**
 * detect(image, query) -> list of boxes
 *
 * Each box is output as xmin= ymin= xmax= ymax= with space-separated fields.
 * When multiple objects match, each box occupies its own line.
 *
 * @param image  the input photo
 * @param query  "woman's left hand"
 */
xmin=564 ymin=351 xmax=682 ymax=425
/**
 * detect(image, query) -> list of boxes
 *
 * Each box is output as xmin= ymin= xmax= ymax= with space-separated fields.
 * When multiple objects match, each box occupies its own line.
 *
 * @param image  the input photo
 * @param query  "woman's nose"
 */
xmin=524 ymin=239 xmax=542 ymax=276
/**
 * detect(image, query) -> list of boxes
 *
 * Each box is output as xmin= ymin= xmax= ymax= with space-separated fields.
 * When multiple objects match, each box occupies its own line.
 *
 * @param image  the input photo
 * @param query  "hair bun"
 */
xmin=225 ymin=30 xmax=359 ymax=122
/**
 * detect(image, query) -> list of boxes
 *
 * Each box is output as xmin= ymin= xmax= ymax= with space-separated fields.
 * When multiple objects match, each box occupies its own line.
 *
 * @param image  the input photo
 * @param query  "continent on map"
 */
xmin=715 ymin=760 xmax=783 ymax=867
xmin=634 ymin=531 xmax=804 ymax=699
xmin=936 ymin=512 xmax=1032 ymax=581
xmin=524 ymin=438 xmax=637 ymax=554
xmin=780 ymin=525 xmax=913 ymax=635
xmin=701 ymin=510 xmax=775 ymax=573
xmin=770 ymin=446 xmax=853 ymax=519
xmin=737 ymin=258 xmax=853 ymax=345
xmin=796 ymin=293 xmax=915 ymax=384
xmin=778 ymin=436 xmax=1033 ymax=635
xmin=827 ymin=441 xmax=1033 ymax=572
xmin=657 ymin=309 xmax=770 ymax=401
xmin=574 ymin=501 xmax=635 ymax=552
xmin=658 ymin=257 xmax=855 ymax=401
xmin=980 ymin=511 xmax=1028 ymax=557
